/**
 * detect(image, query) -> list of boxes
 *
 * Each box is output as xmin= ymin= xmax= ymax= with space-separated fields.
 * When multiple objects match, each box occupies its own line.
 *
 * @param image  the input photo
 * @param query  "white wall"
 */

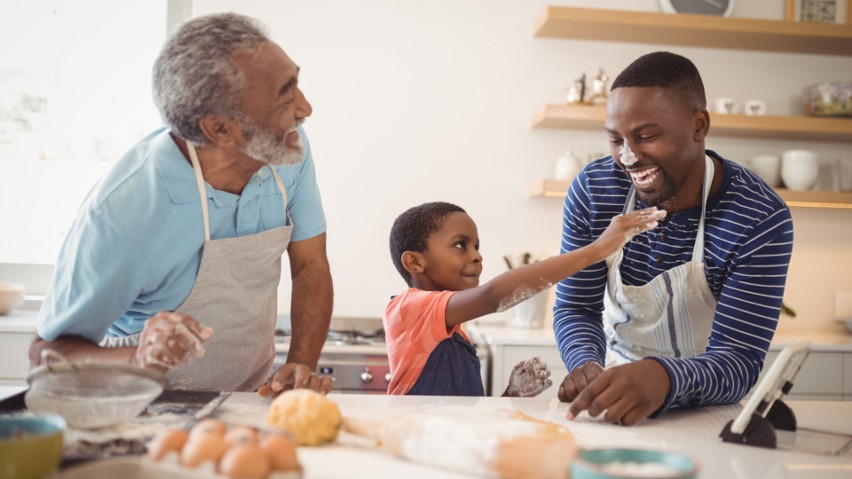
xmin=193 ymin=0 xmax=852 ymax=334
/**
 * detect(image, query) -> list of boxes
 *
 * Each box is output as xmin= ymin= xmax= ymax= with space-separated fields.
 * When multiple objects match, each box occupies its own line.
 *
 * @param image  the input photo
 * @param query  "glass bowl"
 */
xmin=25 ymin=361 xmax=166 ymax=429
xmin=802 ymin=82 xmax=852 ymax=117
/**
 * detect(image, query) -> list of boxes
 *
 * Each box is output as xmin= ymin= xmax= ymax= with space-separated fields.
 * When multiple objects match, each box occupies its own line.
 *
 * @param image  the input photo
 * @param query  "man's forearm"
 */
xmin=286 ymin=266 xmax=333 ymax=369
xmin=29 ymin=335 xmax=135 ymax=368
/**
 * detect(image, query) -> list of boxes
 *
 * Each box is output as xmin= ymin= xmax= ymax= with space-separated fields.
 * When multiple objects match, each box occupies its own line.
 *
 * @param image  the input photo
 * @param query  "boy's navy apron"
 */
xmin=407 ymin=332 xmax=485 ymax=396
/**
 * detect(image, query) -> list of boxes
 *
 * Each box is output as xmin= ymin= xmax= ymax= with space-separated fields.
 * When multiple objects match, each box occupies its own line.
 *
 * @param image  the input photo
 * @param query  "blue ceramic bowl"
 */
xmin=0 ymin=414 xmax=67 ymax=479
xmin=572 ymin=447 xmax=699 ymax=479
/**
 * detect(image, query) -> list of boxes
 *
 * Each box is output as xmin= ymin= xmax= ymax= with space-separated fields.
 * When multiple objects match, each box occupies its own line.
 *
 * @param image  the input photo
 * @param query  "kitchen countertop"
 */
xmin=0 ymin=309 xmax=38 ymax=333
xmin=2 ymin=389 xmax=850 ymax=478
xmin=468 ymin=320 xmax=852 ymax=352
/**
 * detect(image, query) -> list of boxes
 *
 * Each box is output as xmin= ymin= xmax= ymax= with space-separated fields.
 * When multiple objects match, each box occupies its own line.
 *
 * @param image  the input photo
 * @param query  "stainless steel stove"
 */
xmin=274 ymin=317 xmax=391 ymax=394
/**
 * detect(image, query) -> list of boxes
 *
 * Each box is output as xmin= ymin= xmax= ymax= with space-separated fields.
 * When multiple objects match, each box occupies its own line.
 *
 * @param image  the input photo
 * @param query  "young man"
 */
xmin=554 ymin=51 xmax=794 ymax=425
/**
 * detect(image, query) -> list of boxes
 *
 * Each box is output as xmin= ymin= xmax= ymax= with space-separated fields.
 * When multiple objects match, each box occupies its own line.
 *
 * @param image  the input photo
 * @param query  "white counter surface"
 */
xmin=2 ymin=390 xmax=850 ymax=478
xmin=468 ymin=321 xmax=852 ymax=352
xmin=219 ymin=393 xmax=852 ymax=478
xmin=0 ymin=309 xmax=38 ymax=333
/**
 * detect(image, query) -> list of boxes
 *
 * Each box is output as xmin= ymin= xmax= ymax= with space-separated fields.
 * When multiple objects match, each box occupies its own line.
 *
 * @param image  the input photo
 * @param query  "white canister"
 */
xmin=555 ymin=150 xmax=581 ymax=180
xmin=749 ymin=154 xmax=781 ymax=187
xmin=781 ymin=149 xmax=819 ymax=191
xmin=510 ymin=290 xmax=548 ymax=329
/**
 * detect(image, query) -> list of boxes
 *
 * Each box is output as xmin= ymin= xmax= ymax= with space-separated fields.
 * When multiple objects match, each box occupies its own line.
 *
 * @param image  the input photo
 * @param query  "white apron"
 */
xmin=603 ymin=156 xmax=717 ymax=367
xmin=103 ymin=142 xmax=292 ymax=391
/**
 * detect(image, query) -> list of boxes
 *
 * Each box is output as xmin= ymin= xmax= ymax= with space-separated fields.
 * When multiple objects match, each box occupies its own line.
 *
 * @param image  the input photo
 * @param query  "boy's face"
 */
xmin=417 ymin=212 xmax=482 ymax=291
xmin=605 ymin=86 xmax=707 ymax=210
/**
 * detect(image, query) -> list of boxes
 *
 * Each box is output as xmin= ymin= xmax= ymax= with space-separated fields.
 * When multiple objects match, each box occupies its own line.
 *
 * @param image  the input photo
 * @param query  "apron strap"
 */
xmin=267 ymin=166 xmax=291 ymax=225
xmin=187 ymin=141 xmax=212 ymax=242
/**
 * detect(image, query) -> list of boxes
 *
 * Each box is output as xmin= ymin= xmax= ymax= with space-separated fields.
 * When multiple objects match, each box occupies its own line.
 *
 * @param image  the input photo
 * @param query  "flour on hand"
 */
xmin=505 ymin=357 xmax=553 ymax=397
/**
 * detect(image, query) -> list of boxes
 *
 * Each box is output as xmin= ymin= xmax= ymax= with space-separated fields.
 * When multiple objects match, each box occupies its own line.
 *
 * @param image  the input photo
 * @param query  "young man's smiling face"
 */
xmin=416 ymin=212 xmax=483 ymax=292
xmin=605 ymin=86 xmax=708 ymax=211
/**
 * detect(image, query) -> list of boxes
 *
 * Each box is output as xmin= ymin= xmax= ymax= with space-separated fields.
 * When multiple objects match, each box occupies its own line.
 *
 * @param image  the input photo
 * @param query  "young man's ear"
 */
xmin=401 ymin=251 xmax=425 ymax=275
xmin=198 ymin=114 xmax=241 ymax=148
xmin=692 ymin=109 xmax=710 ymax=141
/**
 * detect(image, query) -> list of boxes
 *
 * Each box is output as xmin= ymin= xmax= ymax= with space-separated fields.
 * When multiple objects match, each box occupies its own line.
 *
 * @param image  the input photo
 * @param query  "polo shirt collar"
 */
xmin=153 ymin=130 xmax=256 ymax=207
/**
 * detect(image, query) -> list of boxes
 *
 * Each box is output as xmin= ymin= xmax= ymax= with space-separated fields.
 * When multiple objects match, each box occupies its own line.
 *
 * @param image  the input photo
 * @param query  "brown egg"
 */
xmin=189 ymin=419 xmax=226 ymax=439
xmin=147 ymin=428 xmax=189 ymax=461
xmin=260 ymin=433 xmax=300 ymax=471
xmin=219 ymin=444 xmax=271 ymax=479
xmin=224 ymin=426 xmax=258 ymax=448
xmin=180 ymin=433 xmax=228 ymax=468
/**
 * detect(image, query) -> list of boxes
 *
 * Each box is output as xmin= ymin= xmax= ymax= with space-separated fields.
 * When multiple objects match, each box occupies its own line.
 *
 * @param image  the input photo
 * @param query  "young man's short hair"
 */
xmin=611 ymin=51 xmax=706 ymax=110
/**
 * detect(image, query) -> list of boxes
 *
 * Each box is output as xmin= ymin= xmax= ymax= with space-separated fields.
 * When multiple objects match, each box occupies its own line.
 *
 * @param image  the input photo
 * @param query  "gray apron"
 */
xmin=603 ymin=156 xmax=717 ymax=367
xmin=102 ymin=141 xmax=292 ymax=391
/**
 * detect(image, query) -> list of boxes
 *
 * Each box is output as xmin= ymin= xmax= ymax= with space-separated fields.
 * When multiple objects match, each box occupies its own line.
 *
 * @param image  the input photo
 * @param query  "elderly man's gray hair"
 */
xmin=152 ymin=13 xmax=270 ymax=145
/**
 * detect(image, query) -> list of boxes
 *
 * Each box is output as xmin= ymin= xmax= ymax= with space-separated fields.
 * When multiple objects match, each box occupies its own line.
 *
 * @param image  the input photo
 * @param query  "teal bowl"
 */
xmin=572 ymin=447 xmax=699 ymax=479
xmin=0 ymin=414 xmax=67 ymax=479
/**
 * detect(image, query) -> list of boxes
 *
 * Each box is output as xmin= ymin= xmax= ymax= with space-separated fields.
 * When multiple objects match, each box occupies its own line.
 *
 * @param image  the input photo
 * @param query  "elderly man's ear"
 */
xmin=199 ymin=115 xmax=241 ymax=148
xmin=401 ymin=251 xmax=425 ymax=275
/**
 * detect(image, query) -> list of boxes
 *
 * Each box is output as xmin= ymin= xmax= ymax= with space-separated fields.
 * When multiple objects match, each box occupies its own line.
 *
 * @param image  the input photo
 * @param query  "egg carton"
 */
xmin=53 ymin=453 xmax=302 ymax=479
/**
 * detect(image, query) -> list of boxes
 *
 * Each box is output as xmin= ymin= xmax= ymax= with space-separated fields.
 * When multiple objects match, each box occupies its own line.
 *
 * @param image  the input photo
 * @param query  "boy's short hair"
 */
xmin=611 ymin=51 xmax=706 ymax=110
xmin=389 ymin=202 xmax=466 ymax=287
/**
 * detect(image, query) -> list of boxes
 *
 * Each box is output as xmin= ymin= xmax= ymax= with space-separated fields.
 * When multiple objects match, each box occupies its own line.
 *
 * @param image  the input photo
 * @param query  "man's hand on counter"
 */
xmin=257 ymin=362 xmax=333 ymax=397
xmin=563 ymin=359 xmax=670 ymax=427
xmin=558 ymin=361 xmax=604 ymax=402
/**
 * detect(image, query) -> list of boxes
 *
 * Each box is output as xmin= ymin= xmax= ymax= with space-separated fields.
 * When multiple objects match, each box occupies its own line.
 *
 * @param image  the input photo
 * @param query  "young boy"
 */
xmin=385 ymin=201 xmax=665 ymax=397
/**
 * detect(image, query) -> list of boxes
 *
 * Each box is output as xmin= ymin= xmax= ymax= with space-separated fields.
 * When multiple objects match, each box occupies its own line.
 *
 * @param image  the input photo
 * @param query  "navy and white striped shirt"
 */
xmin=554 ymin=151 xmax=794 ymax=414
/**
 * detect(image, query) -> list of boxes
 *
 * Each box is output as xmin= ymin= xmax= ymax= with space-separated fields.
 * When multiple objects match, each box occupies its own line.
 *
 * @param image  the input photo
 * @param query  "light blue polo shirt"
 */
xmin=38 ymin=127 xmax=326 ymax=343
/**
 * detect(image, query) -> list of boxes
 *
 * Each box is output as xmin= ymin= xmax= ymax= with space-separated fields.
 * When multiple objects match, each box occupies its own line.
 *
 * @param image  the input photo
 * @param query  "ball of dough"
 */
xmin=267 ymin=390 xmax=341 ymax=446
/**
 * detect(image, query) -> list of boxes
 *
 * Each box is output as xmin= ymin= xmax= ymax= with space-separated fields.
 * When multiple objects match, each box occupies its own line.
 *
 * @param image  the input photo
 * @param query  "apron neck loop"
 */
xmin=187 ymin=141 xmax=211 ymax=242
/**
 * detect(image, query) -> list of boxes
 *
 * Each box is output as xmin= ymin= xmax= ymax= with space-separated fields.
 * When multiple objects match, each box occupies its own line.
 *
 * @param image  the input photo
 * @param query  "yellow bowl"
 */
xmin=0 ymin=413 xmax=66 ymax=479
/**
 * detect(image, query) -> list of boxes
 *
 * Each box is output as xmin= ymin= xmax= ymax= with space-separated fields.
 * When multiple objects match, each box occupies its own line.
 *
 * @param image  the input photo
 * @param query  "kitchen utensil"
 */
xmin=802 ymin=82 xmax=852 ymax=117
xmin=25 ymin=351 xmax=166 ymax=429
xmin=0 ymin=282 xmax=25 ymax=315
xmin=781 ymin=149 xmax=819 ymax=191
xmin=342 ymin=408 xmax=576 ymax=479
xmin=0 ymin=413 xmax=66 ymax=479
xmin=182 ymin=392 xmax=231 ymax=431
xmin=571 ymin=448 xmax=698 ymax=479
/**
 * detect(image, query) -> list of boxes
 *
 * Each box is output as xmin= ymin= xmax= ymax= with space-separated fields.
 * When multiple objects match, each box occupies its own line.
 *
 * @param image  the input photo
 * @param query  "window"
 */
xmin=0 ymin=1 xmax=171 ymax=266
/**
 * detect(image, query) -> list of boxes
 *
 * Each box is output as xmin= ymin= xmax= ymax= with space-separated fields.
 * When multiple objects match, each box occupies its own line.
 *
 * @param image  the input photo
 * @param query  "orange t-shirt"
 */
xmin=383 ymin=288 xmax=472 ymax=395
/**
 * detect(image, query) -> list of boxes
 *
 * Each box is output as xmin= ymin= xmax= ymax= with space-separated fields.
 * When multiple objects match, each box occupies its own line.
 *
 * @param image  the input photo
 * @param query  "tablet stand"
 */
xmin=720 ymin=398 xmax=796 ymax=449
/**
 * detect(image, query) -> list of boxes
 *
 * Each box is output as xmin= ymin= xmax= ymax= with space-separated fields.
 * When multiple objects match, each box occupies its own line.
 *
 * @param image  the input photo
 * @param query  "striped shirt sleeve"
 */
xmin=553 ymin=153 xmax=794 ymax=414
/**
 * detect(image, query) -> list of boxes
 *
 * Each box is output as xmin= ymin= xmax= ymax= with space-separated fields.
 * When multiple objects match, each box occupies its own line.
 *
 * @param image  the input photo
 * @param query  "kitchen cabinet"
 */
xmin=472 ymin=322 xmax=852 ymax=400
xmin=530 ymin=7 xmax=852 ymax=209
xmin=0 ymin=311 xmax=37 ymax=387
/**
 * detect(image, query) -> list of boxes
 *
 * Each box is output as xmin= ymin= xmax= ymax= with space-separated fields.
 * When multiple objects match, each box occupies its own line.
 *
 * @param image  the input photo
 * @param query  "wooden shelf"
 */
xmin=532 ymin=104 xmax=852 ymax=143
xmin=529 ymin=179 xmax=852 ymax=209
xmin=533 ymin=6 xmax=852 ymax=56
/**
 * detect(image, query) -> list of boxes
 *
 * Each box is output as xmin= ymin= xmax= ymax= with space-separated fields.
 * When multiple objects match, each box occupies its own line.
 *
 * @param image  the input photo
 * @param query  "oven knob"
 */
xmin=384 ymin=372 xmax=391 ymax=383
xmin=360 ymin=370 xmax=373 ymax=383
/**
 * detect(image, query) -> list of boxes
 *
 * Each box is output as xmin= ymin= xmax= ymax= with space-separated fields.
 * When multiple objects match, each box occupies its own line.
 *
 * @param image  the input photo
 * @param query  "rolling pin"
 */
xmin=341 ymin=408 xmax=576 ymax=479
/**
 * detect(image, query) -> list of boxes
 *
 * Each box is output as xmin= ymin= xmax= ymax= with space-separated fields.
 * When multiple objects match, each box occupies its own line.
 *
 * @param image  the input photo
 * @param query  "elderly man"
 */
xmin=554 ymin=51 xmax=794 ymax=425
xmin=29 ymin=13 xmax=333 ymax=394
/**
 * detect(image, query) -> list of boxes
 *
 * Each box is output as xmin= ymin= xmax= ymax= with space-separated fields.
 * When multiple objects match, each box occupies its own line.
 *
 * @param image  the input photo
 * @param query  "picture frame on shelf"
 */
xmin=785 ymin=0 xmax=851 ymax=24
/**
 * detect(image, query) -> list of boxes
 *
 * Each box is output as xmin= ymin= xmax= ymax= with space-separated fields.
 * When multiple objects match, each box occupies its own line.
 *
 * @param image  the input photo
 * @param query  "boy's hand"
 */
xmin=592 ymin=207 xmax=666 ymax=260
xmin=504 ymin=357 xmax=553 ymax=397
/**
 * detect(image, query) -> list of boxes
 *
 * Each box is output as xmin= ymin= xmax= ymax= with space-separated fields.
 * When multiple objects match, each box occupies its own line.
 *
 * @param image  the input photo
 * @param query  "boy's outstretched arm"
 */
xmin=445 ymin=207 xmax=666 ymax=326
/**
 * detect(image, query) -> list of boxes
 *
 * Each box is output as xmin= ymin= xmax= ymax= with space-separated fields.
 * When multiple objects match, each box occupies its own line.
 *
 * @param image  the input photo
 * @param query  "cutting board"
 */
xmin=342 ymin=407 xmax=576 ymax=479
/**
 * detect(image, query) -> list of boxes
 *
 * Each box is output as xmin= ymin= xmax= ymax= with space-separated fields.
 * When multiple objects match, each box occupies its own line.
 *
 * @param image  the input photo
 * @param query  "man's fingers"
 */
xmin=567 ymin=374 xmax=609 ymax=420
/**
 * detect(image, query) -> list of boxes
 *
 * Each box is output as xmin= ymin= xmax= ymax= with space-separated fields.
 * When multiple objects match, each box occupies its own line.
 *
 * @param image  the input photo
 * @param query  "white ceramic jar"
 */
xmin=750 ymin=154 xmax=781 ymax=187
xmin=781 ymin=149 xmax=819 ymax=191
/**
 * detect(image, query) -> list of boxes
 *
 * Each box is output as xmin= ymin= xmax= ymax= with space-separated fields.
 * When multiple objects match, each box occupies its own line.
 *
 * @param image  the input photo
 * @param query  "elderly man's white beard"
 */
xmin=241 ymin=122 xmax=304 ymax=166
